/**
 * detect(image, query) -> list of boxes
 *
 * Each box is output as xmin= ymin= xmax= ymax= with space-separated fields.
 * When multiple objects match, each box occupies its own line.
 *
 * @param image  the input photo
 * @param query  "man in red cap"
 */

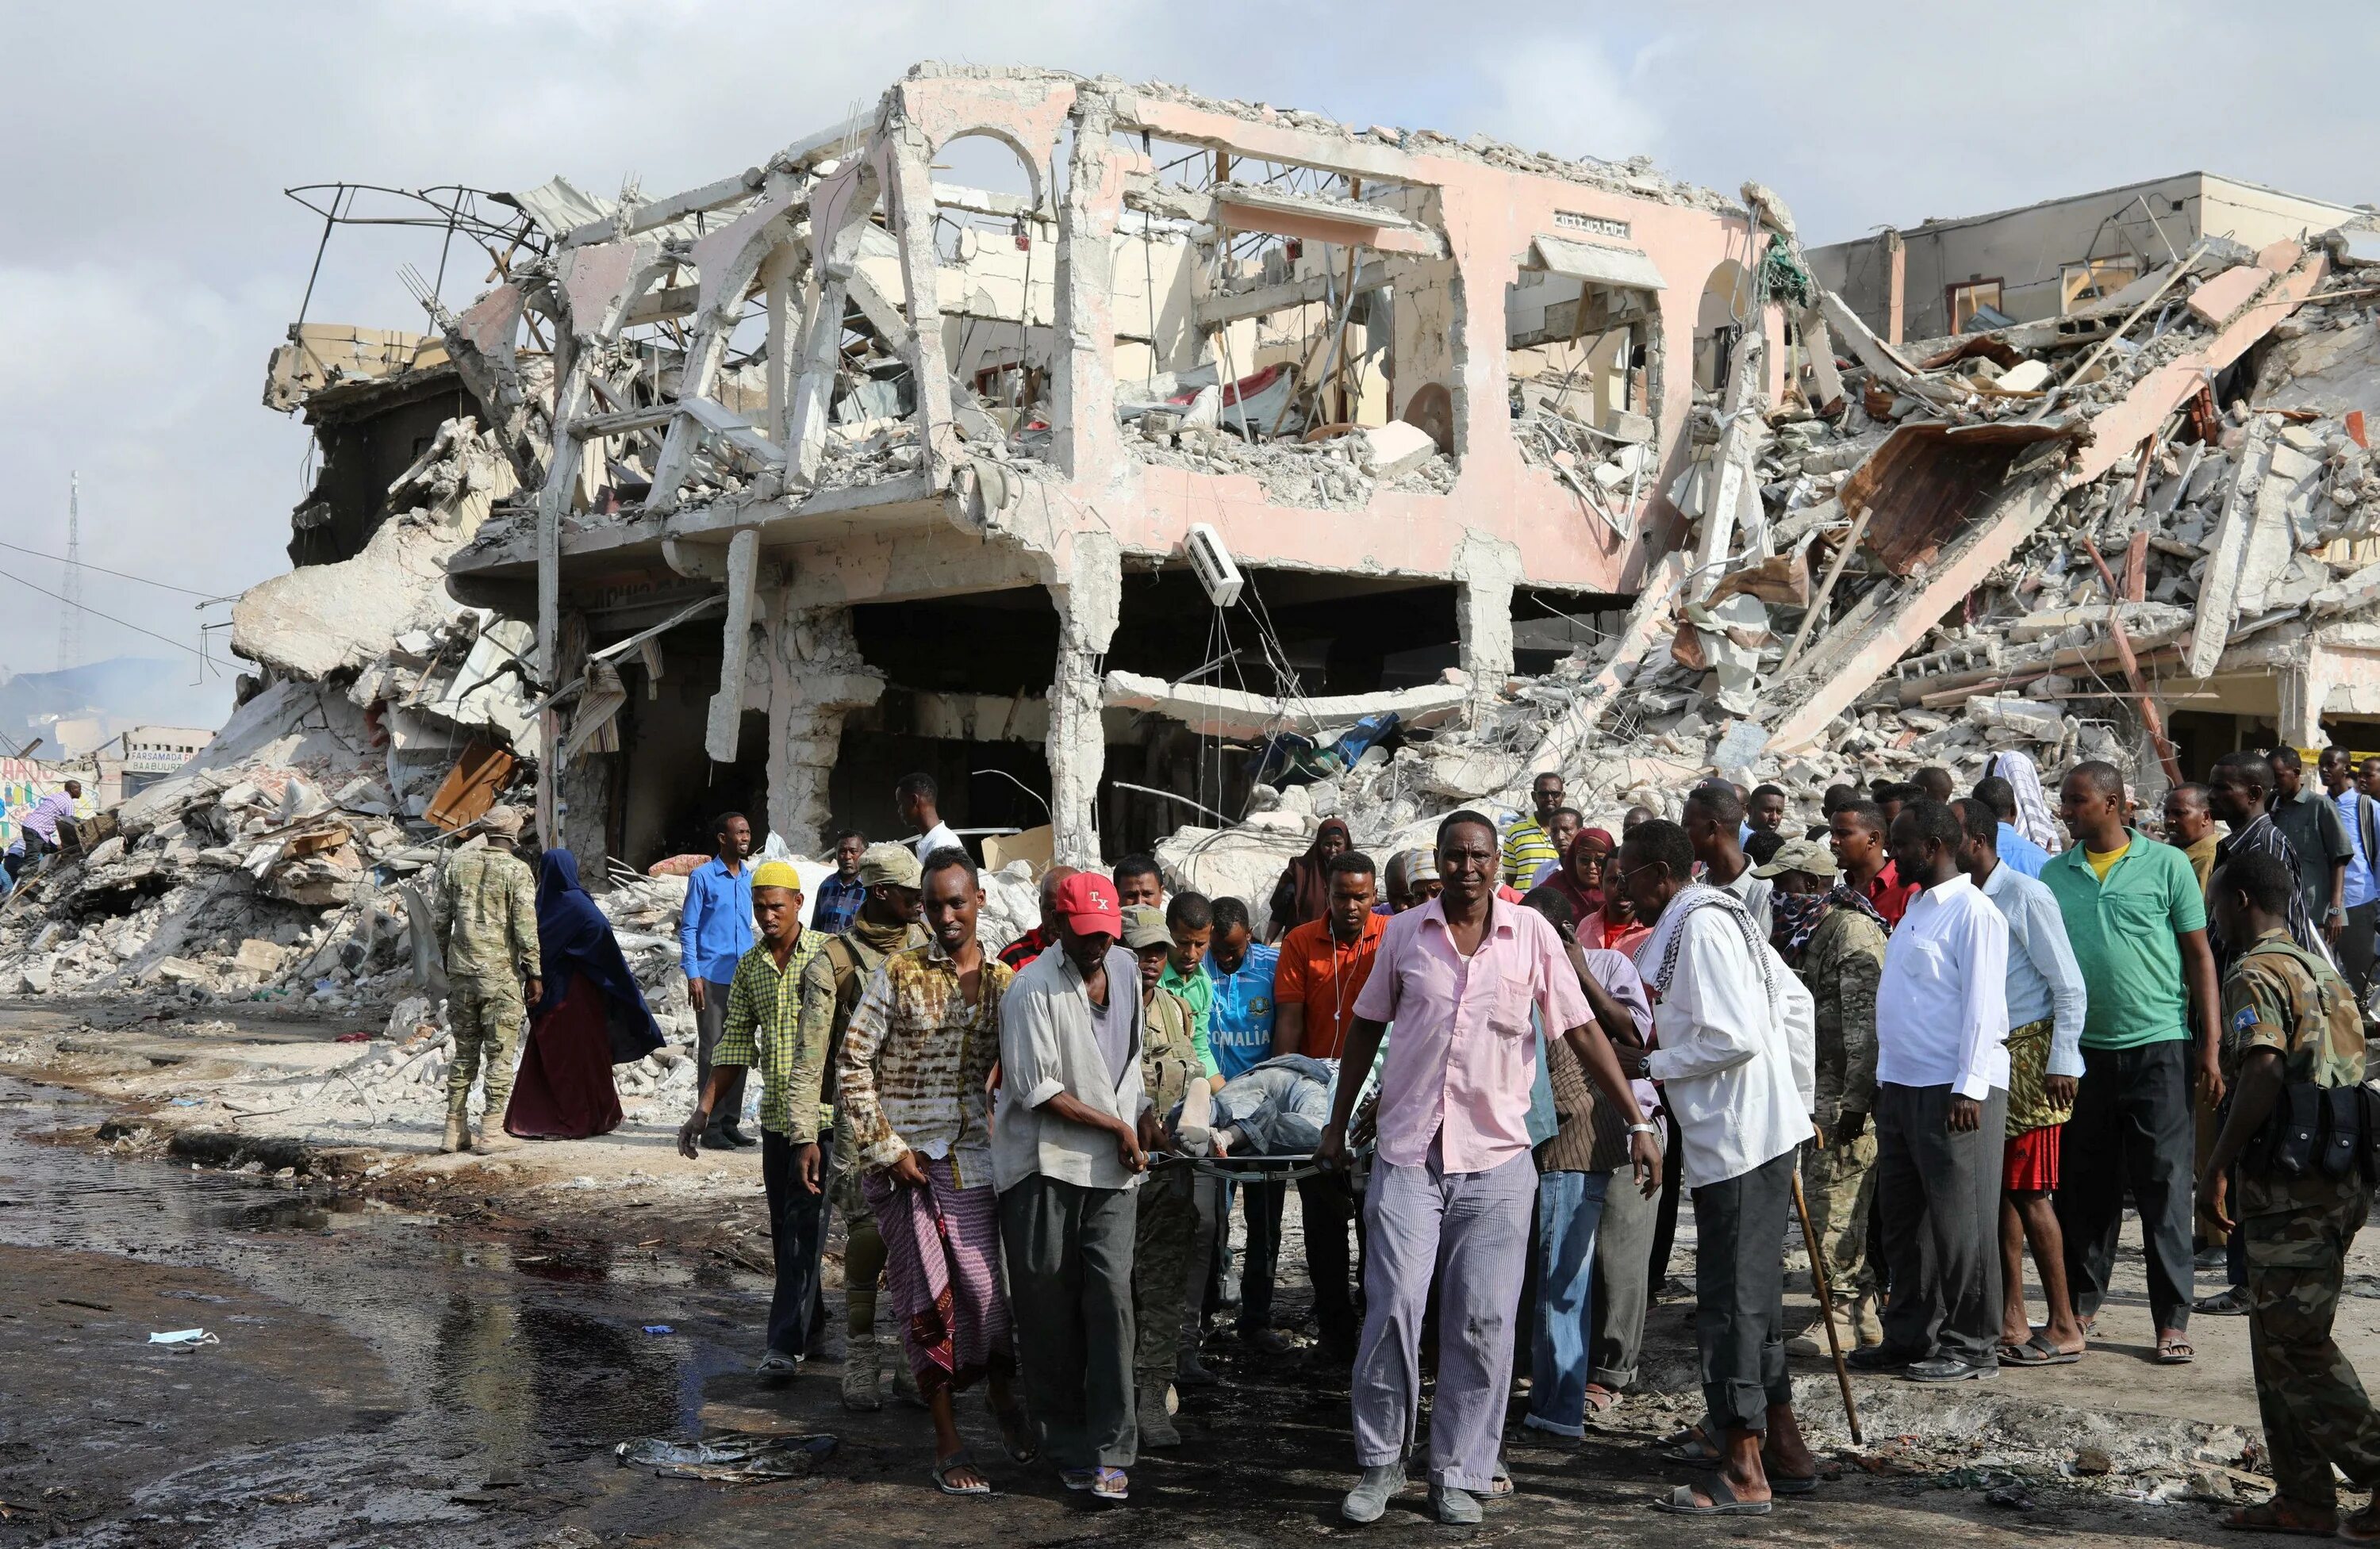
xmin=996 ymin=870 xmax=1159 ymax=1505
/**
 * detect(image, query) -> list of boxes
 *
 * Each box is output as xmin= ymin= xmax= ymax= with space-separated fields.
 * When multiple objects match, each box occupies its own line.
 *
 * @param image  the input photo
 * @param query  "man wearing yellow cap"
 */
xmin=679 ymin=859 xmax=831 ymax=1379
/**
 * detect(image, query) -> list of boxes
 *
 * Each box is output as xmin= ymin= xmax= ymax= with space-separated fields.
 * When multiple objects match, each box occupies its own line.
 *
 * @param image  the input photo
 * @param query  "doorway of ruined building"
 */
xmin=1694 ymin=258 xmax=1755 ymax=393
xmin=1506 ymin=243 xmax=1664 ymax=536
xmin=839 ymin=589 xmax=1061 ymax=853
xmin=929 ymin=132 xmax=1058 ymax=446
xmin=841 ymin=569 xmax=1474 ymax=861
xmin=1100 ymin=566 xmax=1464 ymax=855
xmin=606 ymin=619 xmax=773 ymax=868
xmin=1107 ymin=131 xmax=1434 ymax=475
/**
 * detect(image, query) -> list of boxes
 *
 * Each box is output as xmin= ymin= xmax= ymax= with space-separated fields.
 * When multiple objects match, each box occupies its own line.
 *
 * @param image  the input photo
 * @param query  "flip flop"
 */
xmin=1651 ymin=1478 xmax=1772 ymax=1516
xmin=1998 ymin=1332 xmax=2082 ymax=1367
xmin=932 ymin=1450 xmax=992 ymax=1497
xmin=2156 ymin=1334 xmax=2195 ymax=1365
xmin=1091 ymin=1467 xmax=1130 ymax=1503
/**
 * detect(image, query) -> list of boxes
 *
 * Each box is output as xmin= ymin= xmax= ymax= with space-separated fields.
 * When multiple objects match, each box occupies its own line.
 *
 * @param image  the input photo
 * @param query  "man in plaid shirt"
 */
xmin=678 ymin=860 xmax=831 ymax=1378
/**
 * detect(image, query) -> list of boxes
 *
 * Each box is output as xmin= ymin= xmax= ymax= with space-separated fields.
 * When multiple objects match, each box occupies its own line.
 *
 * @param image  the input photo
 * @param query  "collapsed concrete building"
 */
xmin=6 ymin=60 xmax=2380 ymax=1010
xmin=401 ymin=63 xmax=1841 ymax=872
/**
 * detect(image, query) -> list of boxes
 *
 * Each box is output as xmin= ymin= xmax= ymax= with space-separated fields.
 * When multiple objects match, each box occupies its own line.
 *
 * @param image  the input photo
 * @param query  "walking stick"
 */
xmin=1791 ymin=1164 xmax=1864 ymax=1445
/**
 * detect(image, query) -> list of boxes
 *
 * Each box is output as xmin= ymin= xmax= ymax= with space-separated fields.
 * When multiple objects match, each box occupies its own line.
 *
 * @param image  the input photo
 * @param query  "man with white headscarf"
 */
xmin=1987 ymin=753 xmax=2061 ymax=855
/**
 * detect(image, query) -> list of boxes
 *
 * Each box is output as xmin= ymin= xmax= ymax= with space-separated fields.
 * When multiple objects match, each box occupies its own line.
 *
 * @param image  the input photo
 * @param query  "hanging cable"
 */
xmin=0 ymin=570 xmax=223 ymax=669
xmin=0 ymin=539 xmax=221 ymax=598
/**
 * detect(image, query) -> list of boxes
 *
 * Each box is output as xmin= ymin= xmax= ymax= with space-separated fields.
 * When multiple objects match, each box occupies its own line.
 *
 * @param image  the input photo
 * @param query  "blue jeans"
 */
xmin=1524 ymin=1169 xmax=1610 ymax=1436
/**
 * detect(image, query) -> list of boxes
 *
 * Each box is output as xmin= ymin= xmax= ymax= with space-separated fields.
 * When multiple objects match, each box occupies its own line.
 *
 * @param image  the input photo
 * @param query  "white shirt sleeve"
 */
xmin=1952 ymin=896 xmax=2010 ymax=1100
xmin=2023 ymin=885 xmax=2089 ymax=1079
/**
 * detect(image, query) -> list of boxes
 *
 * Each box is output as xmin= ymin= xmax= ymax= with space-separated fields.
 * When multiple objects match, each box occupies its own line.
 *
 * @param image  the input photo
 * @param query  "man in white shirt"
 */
xmin=1952 ymin=798 xmax=2088 ymax=1365
xmin=896 ymin=771 xmax=964 ymax=862
xmin=1684 ymin=783 xmax=1772 ymax=937
xmin=1860 ymin=799 xmax=2011 ymax=1384
xmin=1614 ymin=819 xmax=1817 ymax=1518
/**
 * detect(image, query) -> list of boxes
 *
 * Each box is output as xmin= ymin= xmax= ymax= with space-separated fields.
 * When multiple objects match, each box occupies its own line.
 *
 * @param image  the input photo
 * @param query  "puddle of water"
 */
xmin=0 ymin=1074 xmax=750 ymax=1455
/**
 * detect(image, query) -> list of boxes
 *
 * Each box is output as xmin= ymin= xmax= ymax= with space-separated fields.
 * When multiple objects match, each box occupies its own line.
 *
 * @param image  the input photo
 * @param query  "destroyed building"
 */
xmin=406 ymin=63 xmax=1823 ymax=872
xmin=5 ymin=61 xmax=2380 ymax=1011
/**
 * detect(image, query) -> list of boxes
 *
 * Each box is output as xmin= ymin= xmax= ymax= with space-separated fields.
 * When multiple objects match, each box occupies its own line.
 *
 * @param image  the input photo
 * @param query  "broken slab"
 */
xmin=1354 ymin=420 xmax=1439 ymax=482
xmin=2186 ymin=264 xmax=2274 ymax=328
xmin=2186 ymin=413 xmax=2280 ymax=678
xmin=1100 ymin=670 xmax=1469 ymax=742
xmin=230 ymin=513 xmax=475 ymax=681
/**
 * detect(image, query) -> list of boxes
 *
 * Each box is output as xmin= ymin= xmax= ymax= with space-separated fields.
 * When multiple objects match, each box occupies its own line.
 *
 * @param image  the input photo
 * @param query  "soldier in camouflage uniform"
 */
xmin=1756 ymin=838 xmax=1889 ymax=1348
xmin=1125 ymin=905 xmax=1206 ymax=1449
xmin=429 ymin=807 xmax=541 ymax=1154
xmin=803 ymin=843 xmax=927 ymax=1411
xmin=2204 ymin=848 xmax=2380 ymax=1538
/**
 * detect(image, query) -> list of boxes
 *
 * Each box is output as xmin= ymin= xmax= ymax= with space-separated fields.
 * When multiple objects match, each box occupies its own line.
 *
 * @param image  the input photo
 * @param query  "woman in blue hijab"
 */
xmin=505 ymin=849 xmax=666 ymax=1140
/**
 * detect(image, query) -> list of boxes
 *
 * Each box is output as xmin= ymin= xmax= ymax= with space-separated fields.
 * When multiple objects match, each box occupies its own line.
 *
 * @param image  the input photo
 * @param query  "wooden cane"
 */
xmin=1791 ymin=1165 xmax=1864 ymax=1445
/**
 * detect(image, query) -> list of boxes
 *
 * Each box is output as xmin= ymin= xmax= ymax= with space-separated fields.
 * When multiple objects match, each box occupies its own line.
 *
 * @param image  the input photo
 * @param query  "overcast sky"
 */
xmin=3 ymin=1 xmax=2371 ymax=729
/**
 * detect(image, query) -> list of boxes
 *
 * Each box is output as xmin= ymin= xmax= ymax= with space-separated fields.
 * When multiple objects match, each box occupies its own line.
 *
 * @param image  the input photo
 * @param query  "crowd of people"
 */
xmin=417 ymin=754 xmax=2380 ymax=1530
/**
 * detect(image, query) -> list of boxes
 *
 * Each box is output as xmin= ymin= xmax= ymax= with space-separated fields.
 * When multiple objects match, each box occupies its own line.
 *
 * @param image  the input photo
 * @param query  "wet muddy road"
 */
xmin=0 ymin=1074 xmax=2240 ymax=1547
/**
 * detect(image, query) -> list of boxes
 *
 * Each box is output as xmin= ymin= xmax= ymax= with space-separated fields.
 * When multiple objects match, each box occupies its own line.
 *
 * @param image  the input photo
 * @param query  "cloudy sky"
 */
xmin=4 ymin=1 xmax=2372 ymax=729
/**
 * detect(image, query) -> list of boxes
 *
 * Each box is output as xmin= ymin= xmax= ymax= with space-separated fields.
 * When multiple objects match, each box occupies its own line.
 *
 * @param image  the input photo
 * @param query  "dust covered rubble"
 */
xmin=1165 ymin=220 xmax=2380 ymax=923
xmin=0 ymin=416 xmax=544 ymax=1018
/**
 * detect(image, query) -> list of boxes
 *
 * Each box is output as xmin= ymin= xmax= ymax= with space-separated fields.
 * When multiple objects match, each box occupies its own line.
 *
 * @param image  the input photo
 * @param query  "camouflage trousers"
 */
xmin=1133 ymin=1167 xmax=1202 ymax=1383
xmin=446 ymin=976 xmax=524 ymax=1120
xmin=2245 ymin=1188 xmax=2380 ymax=1510
xmin=1800 ymin=1125 xmax=1879 ymax=1298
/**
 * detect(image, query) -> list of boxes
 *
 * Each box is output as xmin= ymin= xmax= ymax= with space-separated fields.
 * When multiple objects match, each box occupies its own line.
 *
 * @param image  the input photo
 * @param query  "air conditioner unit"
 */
xmin=1185 ymin=522 xmax=1243 ymax=608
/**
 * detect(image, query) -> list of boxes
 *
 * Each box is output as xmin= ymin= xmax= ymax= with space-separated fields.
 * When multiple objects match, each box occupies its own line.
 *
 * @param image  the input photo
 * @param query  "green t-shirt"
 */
xmin=1157 ymin=960 xmax=1219 ymax=1078
xmin=2040 ymin=829 xmax=2206 ymax=1049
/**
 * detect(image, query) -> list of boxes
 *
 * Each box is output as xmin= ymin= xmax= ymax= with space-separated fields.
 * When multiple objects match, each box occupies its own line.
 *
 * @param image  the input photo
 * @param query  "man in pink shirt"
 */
xmin=1316 ymin=810 xmax=1660 ymax=1526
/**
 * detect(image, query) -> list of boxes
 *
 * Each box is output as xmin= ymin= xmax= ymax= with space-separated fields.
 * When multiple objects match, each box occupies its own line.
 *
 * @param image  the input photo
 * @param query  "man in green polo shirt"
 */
xmin=2040 ymin=761 xmax=2224 ymax=1367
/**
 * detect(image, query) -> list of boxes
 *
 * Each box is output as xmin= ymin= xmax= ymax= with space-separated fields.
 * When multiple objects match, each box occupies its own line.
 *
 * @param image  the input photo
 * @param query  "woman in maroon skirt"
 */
xmin=505 ymin=849 xmax=665 ymax=1140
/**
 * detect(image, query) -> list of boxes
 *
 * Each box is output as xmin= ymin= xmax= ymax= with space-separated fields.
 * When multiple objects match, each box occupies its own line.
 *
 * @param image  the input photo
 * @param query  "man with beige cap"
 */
xmin=1753 ymin=834 xmax=1887 ymax=1349
xmin=431 ymin=806 xmax=541 ymax=1153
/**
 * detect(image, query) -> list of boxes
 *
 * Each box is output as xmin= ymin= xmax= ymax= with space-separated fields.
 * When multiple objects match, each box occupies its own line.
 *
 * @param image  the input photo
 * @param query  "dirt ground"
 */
xmin=0 ymin=995 xmax=2370 ymax=1547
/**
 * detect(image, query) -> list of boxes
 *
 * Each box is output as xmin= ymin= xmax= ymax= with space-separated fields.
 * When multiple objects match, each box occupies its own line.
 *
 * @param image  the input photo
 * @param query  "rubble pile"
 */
xmin=1172 ymin=220 xmax=2380 ymax=928
xmin=0 ymin=416 xmax=543 ymax=1014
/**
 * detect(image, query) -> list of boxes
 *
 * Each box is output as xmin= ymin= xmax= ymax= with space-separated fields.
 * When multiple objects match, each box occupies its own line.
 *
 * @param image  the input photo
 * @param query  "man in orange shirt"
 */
xmin=1273 ymin=850 xmax=1384 ymax=1361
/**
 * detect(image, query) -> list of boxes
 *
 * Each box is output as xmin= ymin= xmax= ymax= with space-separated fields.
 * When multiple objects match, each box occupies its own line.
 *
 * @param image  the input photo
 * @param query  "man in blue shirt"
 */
xmin=811 ymin=830 xmax=869 ymax=936
xmin=1974 ymin=775 xmax=2050 ymax=878
xmin=2322 ymin=748 xmax=2380 ymax=1008
xmin=681 ymin=811 xmax=758 ymax=1149
xmin=1201 ymin=895 xmax=1289 ymax=1350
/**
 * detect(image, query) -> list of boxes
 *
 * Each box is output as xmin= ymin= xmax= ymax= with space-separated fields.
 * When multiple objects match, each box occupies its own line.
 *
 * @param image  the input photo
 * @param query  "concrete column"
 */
xmin=1454 ymin=531 xmax=1522 ymax=715
xmin=1046 ymin=531 xmax=1123 ymax=867
xmin=763 ymin=600 xmax=885 ymax=855
xmin=1050 ymin=87 xmax=1123 ymax=482
xmin=2280 ymin=642 xmax=2336 ymax=750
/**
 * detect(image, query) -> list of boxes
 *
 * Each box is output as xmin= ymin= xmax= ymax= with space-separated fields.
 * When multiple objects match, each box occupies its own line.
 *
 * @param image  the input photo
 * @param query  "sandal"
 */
xmin=1998 ymin=1332 xmax=2082 ymax=1367
xmin=993 ymin=1402 xmax=1038 ymax=1464
xmin=1091 ymin=1466 xmax=1130 ymax=1503
xmin=1651 ymin=1478 xmax=1772 ymax=1516
xmin=2195 ymin=1288 xmax=2251 ymax=1317
xmin=1582 ymin=1383 xmax=1619 ymax=1415
xmin=932 ymin=1450 xmax=992 ymax=1496
xmin=2222 ymin=1498 xmax=2337 ymax=1536
xmin=2155 ymin=1332 xmax=2194 ymax=1365
xmin=1659 ymin=1423 xmax=1722 ymax=1465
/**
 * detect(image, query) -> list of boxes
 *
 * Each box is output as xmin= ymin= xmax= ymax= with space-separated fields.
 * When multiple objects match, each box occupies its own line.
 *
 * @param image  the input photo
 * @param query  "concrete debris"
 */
xmin=12 ymin=68 xmax=2380 ymax=1155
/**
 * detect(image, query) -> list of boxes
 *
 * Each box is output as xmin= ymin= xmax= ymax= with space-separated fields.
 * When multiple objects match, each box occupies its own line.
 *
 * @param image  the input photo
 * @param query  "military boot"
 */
xmin=842 ymin=1333 xmax=883 ymax=1412
xmin=440 ymin=1100 xmax=470 ymax=1153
